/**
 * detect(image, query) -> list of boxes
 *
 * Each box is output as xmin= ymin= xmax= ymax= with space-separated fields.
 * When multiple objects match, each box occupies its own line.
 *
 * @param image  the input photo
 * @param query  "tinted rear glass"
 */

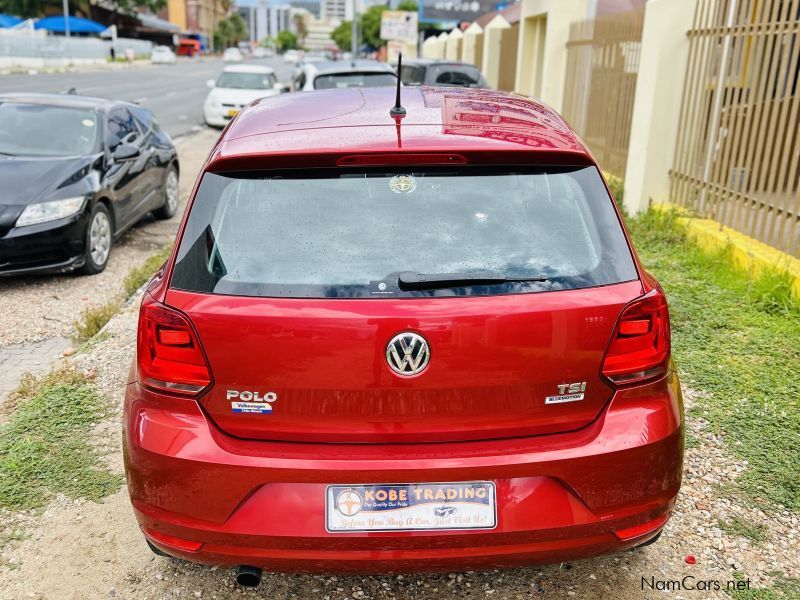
xmin=171 ymin=167 xmax=637 ymax=298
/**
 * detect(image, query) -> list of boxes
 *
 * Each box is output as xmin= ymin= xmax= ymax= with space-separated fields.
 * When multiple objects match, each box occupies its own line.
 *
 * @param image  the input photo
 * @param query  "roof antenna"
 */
xmin=390 ymin=53 xmax=406 ymax=119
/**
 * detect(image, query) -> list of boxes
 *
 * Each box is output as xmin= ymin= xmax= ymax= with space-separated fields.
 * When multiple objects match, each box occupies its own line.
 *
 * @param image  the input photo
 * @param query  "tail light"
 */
xmin=137 ymin=293 xmax=211 ymax=395
xmin=602 ymin=288 xmax=671 ymax=386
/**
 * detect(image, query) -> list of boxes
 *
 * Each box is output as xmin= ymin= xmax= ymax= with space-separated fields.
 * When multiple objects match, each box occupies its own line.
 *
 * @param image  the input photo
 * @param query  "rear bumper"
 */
xmin=123 ymin=372 xmax=684 ymax=573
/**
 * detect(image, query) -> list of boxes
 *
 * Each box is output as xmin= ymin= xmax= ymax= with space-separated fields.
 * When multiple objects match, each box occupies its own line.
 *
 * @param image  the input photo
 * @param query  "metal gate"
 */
xmin=670 ymin=0 xmax=800 ymax=256
xmin=561 ymin=7 xmax=645 ymax=179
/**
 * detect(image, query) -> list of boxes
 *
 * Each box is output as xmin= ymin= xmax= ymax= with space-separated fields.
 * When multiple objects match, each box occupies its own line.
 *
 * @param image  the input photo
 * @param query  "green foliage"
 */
xmin=729 ymin=573 xmax=800 ymax=599
xmin=718 ymin=516 xmax=768 ymax=543
xmin=123 ymin=244 xmax=171 ymax=298
xmin=276 ymin=30 xmax=298 ymax=52
xmin=331 ymin=20 xmax=352 ymax=51
xmin=627 ymin=208 xmax=800 ymax=511
xmin=0 ymin=369 xmax=122 ymax=510
xmin=360 ymin=4 xmax=387 ymax=49
xmin=73 ymin=299 xmax=121 ymax=343
xmin=603 ymin=171 xmax=625 ymax=209
xmin=0 ymin=0 xmax=165 ymax=18
xmin=215 ymin=13 xmax=247 ymax=49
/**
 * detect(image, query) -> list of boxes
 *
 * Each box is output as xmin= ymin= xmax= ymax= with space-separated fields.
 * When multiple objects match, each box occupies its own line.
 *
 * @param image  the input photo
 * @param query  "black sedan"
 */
xmin=0 ymin=93 xmax=179 ymax=276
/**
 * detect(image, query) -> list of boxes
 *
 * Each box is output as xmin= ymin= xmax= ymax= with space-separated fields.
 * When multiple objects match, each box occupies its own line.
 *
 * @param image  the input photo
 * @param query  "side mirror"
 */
xmin=273 ymin=82 xmax=289 ymax=93
xmin=113 ymin=143 xmax=140 ymax=161
xmin=206 ymin=79 xmax=215 ymax=88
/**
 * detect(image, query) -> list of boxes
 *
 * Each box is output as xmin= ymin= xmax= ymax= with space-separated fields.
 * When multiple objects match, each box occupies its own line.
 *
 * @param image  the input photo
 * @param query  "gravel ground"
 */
xmin=0 ymin=296 xmax=797 ymax=599
xmin=0 ymin=128 xmax=219 ymax=348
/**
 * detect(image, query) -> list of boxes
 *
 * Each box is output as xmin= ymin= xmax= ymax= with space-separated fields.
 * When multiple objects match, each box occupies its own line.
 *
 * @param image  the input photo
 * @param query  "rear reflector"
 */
xmin=613 ymin=513 xmax=670 ymax=541
xmin=142 ymin=526 xmax=203 ymax=552
xmin=137 ymin=293 xmax=211 ymax=396
xmin=602 ymin=288 xmax=670 ymax=386
xmin=337 ymin=153 xmax=467 ymax=166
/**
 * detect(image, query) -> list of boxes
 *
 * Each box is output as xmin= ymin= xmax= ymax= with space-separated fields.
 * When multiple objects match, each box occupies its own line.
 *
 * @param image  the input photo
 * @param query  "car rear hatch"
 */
xmin=163 ymin=165 xmax=642 ymax=443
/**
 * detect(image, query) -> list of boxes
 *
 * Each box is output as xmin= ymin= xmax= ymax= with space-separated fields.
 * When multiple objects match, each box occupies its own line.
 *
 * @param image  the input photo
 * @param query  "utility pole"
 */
xmin=350 ymin=0 xmax=357 ymax=56
xmin=62 ymin=0 xmax=70 ymax=37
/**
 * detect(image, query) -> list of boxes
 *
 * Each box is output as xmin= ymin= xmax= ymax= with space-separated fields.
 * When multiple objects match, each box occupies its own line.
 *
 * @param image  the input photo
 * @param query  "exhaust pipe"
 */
xmin=235 ymin=565 xmax=262 ymax=588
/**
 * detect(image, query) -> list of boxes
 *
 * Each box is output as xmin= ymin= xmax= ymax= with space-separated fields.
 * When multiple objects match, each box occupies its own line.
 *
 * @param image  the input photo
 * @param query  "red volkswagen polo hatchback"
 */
xmin=123 ymin=85 xmax=683 ymax=585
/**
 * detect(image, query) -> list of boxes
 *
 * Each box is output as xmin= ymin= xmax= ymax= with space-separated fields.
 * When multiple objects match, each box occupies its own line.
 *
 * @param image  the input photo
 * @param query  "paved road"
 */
xmin=0 ymin=56 xmax=295 ymax=138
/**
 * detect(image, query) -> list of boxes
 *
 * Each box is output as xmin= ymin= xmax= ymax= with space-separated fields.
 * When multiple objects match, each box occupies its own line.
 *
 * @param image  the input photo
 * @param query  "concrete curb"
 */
xmin=654 ymin=203 xmax=800 ymax=299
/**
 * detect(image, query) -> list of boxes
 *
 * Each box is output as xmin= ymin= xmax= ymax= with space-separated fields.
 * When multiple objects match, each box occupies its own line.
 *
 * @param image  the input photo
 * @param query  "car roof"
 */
xmin=207 ymin=87 xmax=590 ymax=170
xmin=222 ymin=64 xmax=276 ymax=74
xmin=0 ymin=92 xmax=131 ymax=111
xmin=401 ymin=59 xmax=480 ymax=68
xmin=306 ymin=60 xmax=396 ymax=76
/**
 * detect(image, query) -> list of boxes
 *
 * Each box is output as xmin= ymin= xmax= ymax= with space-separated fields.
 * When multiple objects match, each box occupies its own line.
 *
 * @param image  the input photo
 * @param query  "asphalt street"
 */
xmin=0 ymin=56 xmax=295 ymax=138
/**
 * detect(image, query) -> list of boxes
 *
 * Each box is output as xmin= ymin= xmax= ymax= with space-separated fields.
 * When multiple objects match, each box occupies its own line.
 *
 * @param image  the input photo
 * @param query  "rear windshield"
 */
xmin=313 ymin=72 xmax=397 ymax=89
xmin=171 ymin=167 xmax=638 ymax=298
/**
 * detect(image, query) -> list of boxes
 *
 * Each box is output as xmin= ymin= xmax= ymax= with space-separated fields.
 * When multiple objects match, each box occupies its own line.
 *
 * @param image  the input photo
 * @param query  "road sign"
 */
xmin=380 ymin=10 xmax=418 ymax=43
xmin=420 ymin=0 xmax=499 ymax=23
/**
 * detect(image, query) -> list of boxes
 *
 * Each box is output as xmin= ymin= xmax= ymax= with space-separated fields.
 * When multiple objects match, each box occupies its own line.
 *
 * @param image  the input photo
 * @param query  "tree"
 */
xmin=0 ymin=0 xmax=165 ymax=18
xmin=331 ymin=20 xmax=351 ymax=52
xmin=228 ymin=13 xmax=247 ymax=44
xmin=359 ymin=5 xmax=386 ymax=50
xmin=276 ymin=30 xmax=298 ymax=52
xmin=216 ymin=18 xmax=233 ymax=48
xmin=293 ymin=13 xmax=307 ymax=46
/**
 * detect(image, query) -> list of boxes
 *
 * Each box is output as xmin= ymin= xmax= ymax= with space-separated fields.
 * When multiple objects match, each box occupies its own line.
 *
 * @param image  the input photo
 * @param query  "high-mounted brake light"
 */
xmin=137 ymin=294 xmax=211 ymax=396
xmin=602 ymin=288 xmax=671 ymax=386
xmin=336 ymin=154 xmax=467 ymax=166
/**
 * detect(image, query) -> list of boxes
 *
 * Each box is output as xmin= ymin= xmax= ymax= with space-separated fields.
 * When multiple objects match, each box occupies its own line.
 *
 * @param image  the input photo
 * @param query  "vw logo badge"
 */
xmin=386 ymin=332 xmax=430 ymax=376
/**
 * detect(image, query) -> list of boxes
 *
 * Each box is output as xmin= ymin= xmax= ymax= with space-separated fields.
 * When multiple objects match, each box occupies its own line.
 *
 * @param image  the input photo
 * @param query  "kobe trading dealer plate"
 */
xmin=326 ymin=482 xmax=496 ymax=532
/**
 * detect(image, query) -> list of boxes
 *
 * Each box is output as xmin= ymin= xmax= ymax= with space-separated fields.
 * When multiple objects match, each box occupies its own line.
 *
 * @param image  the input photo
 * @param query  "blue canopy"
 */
xmin=0 ymin=14 xmax=23 ymax=28
xmin=34 ymin=15 xmax=106 ymax=34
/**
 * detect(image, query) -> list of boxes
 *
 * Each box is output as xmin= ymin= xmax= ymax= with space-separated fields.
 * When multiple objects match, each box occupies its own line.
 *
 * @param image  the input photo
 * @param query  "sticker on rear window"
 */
xmin=389 ymin=174 xmax=416 ymax=194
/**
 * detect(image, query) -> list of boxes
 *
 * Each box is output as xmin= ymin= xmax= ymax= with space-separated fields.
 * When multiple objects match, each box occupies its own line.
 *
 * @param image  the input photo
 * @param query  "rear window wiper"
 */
xmin=398 ymin=271 xmax=549 ymax=291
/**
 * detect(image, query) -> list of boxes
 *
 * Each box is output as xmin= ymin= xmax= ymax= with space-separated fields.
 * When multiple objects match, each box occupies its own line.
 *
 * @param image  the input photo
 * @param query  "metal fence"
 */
xmin=561 ymin=7 xmax=645 ymax=179
xmin=670 ymin=0 xmax=800 ymax=256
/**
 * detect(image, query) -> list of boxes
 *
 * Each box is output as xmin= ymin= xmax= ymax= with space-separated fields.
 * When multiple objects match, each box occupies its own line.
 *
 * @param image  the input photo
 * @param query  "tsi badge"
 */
xmin=227 ymin=389 xmax=277 ymax=414
xmin=545 ymin=382 xmax=587 ymax=405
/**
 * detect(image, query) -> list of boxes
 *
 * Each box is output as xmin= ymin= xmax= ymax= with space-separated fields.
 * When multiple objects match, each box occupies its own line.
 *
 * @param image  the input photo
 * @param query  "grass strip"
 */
xmin=627 ymin=209 xmax=800 ymax=512
xmin=73 ymin=244 xmax=171 ymax=342
xmin=0 ymin=369 xmax=122 ymax=510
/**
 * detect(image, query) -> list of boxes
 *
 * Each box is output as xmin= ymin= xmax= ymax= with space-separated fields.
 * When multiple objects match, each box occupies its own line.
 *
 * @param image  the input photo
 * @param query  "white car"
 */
xmin=253 ymin=47 xmax=273 ymax=58
xmin=283 ymin=49 xmax=301 ymax=64
xmin=292 ymin=60 xmax=397 ymax=92
xmin=203 ymin=64 xmax=283 ymax=127
xmin=150 ymin=46 xmax=176 ymax=64
xmin=223 ymin=48 xmax=243 ymax=62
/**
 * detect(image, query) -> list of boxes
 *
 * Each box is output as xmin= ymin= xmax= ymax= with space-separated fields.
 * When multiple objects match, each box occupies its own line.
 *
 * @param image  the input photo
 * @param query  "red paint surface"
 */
xmin=123 ymin=87 xmax=684 ymax=572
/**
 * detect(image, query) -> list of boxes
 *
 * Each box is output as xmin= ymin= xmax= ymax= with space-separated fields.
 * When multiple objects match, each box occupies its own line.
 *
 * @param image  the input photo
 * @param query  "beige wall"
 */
xmin=514 ymin=0 xmax=590 ymax=111
xmin=498 ymin=23 xmax=519 ymax=92
xmin=445 ymin=29 xmax=463 ymax=61
xmin=482 ymin=15 xmax=510 ymax=90
xmin=623 ymin=0 xmax=696 ymax=213
xmin=462 ymin=23 xmax=484 ymax=69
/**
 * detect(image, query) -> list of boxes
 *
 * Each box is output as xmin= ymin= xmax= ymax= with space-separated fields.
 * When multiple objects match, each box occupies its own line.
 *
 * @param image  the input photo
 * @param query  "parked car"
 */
xmin=222 ymin=47 xmax=243 ymax=63
xmin=252 ymin=46 xmax=273 ymax=58
xmin=124 ymin=86 xmax=682 ymax=583
xmin=0 ymin=93 xmax=179 ymax=276
xmin=283 ymin=49 xmax=301 ymax=63
xmin=203 ymin=64 xmax=283 ymax=127
xmin=397 ymin=58 xmax=489 ymax=88
xmin=150 ymin=45 xmax=177 ymax=65
xmin=292 ymin=59 xmax=397 ymax=91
